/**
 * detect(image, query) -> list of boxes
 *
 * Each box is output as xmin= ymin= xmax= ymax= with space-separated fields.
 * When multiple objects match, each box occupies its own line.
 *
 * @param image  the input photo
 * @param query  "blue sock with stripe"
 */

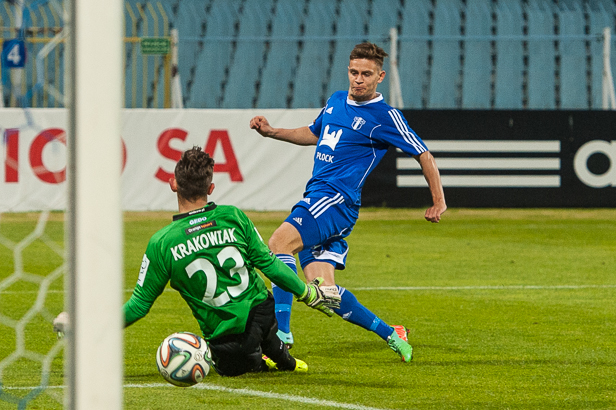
xmin=335 ymin=286 xmax=394 ymax=341
xmin=273 ymin=253 xmax=298 ymax=334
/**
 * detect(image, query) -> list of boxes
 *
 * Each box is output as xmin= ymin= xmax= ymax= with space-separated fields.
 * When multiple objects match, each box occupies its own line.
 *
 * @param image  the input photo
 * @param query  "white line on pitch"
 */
xmin=351 ymin=284 xmax=616 ymax=291
xmin=2 ymin=383 xmax=392 ymax=410
xmin=137 ymin=383 xmax=392 ymax=410
xmin=2 ymin=284 xmax=616 ymax=295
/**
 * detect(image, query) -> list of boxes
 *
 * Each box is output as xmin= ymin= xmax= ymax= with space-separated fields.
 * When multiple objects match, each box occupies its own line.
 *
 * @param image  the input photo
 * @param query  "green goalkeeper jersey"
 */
xmin=123 ymin=203 xmax=307 ymax=340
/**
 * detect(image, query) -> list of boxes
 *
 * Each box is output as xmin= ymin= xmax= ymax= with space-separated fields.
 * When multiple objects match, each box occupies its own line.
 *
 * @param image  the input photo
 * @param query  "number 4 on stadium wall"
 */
xmin=1 ymin=39 xmax=26 ymax=68
xmin=155 ymin=128 xmax=243 ymax=182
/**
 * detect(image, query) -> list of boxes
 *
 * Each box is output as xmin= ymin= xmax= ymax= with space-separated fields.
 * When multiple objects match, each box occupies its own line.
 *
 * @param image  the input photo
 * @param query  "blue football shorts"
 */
xmin=284 ymin=191 xmax=359 ymax=270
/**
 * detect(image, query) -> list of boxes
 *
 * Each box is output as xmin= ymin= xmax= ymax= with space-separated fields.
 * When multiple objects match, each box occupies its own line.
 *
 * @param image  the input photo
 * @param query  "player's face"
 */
xmin=347 ymin=58 xmax=385 ymax=102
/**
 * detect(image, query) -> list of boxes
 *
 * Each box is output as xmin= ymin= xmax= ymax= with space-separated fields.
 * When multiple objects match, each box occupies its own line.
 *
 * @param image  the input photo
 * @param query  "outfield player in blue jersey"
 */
xmin=250 ymin=42 xmax=446 ymax=363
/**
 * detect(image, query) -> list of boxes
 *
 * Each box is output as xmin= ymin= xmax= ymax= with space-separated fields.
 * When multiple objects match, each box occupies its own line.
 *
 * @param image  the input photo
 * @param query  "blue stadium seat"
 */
xmin=174 ymin=1 xmax=210 ymax=106
xmin=119 ymin=0 xmax=616 ymax=110
xmin=222 ymin=0 xmax=274 ymax=108
xmin=325 ymin=0 xmax=370 ymax=98
xmin=366 ymin=0 xmax=399 ymax=43
xmin=256 ymin=0 xmax=304 ymax=108
xmin=175 ymin=1 xmax=207 ymax=38
xmin=429 ymin=0 xmax=462 ymax=108
xmin=558 ymin=1 xmax=587 ymax=109
xmin=526 ymin=0 xmax=556 ymax=109
xmin=461 ymin=0 xmax=492 ymax=109
xmin=494 ymin=1 xmax=524 ymax=109
xmin=291 ymin=0 xmax=337 ymax=108
xmin=398 ymin=0 xmax=432 ymax=108
xmin=188 ymin=0 xmax=242 ymax=107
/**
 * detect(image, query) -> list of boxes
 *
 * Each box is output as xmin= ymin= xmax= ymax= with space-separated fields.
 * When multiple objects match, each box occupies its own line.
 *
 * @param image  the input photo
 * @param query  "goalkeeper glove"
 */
xmin=297 ymin=278 xmax=341 ymax=317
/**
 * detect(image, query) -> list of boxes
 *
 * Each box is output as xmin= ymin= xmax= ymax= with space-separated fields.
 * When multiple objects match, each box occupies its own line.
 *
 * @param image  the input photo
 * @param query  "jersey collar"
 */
xmin=173 ymin=202 xmax=217 ymax=221
xmin=346 ymin=92 xmax=383 ymax=106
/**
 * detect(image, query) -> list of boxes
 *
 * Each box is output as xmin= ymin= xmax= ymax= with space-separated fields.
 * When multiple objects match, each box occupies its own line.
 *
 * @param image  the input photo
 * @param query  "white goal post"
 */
xmin=388 ymin=27 xmax=404 ymax=109
xmin=66 ymin=0 xmax=124 ymax=409
xmin=602 ymin=27 xmax=616 ymax=110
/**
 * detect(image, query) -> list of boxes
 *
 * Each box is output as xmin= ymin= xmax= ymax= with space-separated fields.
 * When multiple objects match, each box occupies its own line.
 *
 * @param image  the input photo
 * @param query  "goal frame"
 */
xmin=65 ymin=0 xmax=124 ymax=408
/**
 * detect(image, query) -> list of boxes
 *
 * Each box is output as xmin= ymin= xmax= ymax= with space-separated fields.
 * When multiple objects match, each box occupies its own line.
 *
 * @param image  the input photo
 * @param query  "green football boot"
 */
xmin=293 ymin=358 xmax=308 ymax=372
xmin=387 ymin=325 xmax=413 ymax=363
xmin=262 ymin=355 xmax=307 ymax=372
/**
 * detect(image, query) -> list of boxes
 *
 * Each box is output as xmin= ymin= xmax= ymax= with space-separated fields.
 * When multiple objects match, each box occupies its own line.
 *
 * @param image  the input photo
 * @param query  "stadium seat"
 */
xmin=256 ymin=0 xmax=303 ymax=108
xmin=222 ymin=0 xmax=274 ymax=108
xmin=398 ymin=0 xmax=432 ymax=108
xmin=291 ymin=0 xmax=337 ymax=108
xmin=188 ymin=0 xmax=242 ymax=108
xmin=366 ymin=0 xmax=399 ymax=43
xmin=429 ymin=0 xmax=463 ymax=108
xmin=174 ymin=1 xmax=210 ymax=106
xmin=493 ymin=1 xmax=524 ymax=109
xmin=558 ymin=1 xmax=587 ymax=109
xmin=461 ymin=0 xmax=492 ymax=109
xmin=7 ymin=0 xmax=611 ymax=110
xmin=526 ymin=0 xmax=556 ymax=109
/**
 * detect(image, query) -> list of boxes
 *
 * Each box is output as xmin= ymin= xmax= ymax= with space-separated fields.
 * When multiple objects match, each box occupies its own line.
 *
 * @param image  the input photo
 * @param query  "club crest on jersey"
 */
xmin=319 ymin=125 xmax=342 ymax=150
xmin=352 ymin=116 xmax=366 ymax=130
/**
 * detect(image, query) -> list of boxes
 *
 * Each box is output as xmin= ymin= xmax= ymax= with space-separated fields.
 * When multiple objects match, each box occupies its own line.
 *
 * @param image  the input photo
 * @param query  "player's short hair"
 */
xmin=349 ymin=42 xmax=388 ymax=69
xmin=174 ymin=146 xmax=215 ymax=202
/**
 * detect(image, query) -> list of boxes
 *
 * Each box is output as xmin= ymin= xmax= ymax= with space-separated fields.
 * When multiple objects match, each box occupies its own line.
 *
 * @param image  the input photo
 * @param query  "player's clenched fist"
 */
xmin=249 ymin=116 xmax=273 ymax=138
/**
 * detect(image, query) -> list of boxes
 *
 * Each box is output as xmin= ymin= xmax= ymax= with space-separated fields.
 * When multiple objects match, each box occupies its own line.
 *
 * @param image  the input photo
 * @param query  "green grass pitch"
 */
xmin=0 ymin=208 xmax=615 ymax=409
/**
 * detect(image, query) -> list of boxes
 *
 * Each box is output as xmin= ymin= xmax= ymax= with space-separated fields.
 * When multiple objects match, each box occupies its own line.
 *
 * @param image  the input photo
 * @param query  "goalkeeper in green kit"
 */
xmin=56 ymin=146 xmax=340 ymax=377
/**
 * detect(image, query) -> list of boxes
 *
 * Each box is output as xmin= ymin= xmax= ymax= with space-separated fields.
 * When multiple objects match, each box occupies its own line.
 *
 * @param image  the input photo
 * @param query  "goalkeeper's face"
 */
xmin=347 ymin=58 xmax=385 ymax=102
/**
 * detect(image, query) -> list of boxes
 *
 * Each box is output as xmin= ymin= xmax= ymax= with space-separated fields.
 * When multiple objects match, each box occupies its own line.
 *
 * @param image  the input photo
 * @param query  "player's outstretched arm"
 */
xmin=417 ymin=151 xmax=447 ymax=223
xmin=297 ymin=277 xmax=341 ymax=317
xmin=249 ymin=115 xmax=318 ymax=146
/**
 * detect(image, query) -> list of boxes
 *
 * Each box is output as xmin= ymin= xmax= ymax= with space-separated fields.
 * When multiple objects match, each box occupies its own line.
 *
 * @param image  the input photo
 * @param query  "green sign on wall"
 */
xmin=140 ymin=37 xmax=170 ymax=55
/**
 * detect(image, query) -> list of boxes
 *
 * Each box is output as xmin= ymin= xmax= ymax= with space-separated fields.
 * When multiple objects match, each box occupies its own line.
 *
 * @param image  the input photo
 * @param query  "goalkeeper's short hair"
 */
xmin=174 ymin=146 xmax=215 ymax=201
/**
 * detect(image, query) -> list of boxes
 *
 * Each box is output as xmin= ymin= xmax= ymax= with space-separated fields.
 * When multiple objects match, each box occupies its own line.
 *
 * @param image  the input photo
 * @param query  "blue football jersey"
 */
xmin=307 ymin=91 xmax=428 ymax=206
